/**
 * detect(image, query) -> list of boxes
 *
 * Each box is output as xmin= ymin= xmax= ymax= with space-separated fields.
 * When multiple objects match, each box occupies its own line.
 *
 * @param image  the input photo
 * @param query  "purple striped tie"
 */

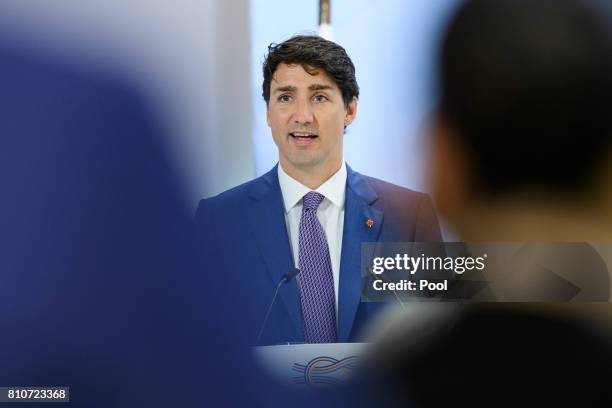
xmin=298 ymin=191 xmax=337 ymax=343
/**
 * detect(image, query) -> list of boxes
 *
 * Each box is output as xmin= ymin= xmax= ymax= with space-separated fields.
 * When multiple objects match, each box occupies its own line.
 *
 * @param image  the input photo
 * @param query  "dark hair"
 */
xmin=262 ymin=35 xmax=359 ymax=108
xmin=438 ymin=0 xmax=612 ymax=196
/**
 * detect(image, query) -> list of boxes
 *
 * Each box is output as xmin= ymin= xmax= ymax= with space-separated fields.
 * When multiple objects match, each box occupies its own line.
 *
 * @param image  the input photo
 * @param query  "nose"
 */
xmin=293 ymin=98 xmax=314 ymax=125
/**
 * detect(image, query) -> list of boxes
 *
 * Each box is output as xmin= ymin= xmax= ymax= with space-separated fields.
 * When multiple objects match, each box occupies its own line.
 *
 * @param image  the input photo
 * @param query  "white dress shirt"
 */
xmin=277 ymin=162 xmax=347 ymax=314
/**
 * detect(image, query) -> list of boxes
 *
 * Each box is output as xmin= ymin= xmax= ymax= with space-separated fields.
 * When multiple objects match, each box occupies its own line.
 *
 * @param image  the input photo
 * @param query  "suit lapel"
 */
xmin=247 ymin=165 xmax=303 ymax=338
xmin=338 ymin=166 xmax=383 ymax=342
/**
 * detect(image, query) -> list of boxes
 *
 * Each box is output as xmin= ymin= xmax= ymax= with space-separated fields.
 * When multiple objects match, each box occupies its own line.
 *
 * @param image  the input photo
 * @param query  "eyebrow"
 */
xmin=308 ymin=84 xmax=333 ymax=92
xmin=273 ymin=85 xmax=297 ymax=94
xmin=272 ymin=84 xmax=334 ymax=94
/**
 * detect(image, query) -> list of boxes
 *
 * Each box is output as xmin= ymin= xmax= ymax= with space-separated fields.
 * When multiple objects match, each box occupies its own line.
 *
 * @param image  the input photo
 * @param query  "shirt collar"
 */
xmin=277 ymin=161 xmax=347 ymax=213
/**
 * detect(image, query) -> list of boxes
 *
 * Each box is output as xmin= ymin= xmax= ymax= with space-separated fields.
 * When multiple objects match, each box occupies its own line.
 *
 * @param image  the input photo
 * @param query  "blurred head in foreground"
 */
xmin=430 ymin=0 xmax=612 ymax=240
xmin=365 ymin=1 xmax=612 ymax=406
xmin=0 ymin=37 xmax=282 ymax=407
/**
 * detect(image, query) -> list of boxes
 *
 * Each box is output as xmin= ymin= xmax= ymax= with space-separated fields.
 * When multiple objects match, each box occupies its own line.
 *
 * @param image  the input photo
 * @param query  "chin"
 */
xmin=286 ymin=152 xmax=322 ymax=168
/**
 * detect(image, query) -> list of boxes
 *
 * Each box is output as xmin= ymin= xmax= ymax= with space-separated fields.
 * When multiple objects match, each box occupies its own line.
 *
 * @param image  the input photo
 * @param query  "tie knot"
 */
xmin=303 ymin=191 xmax=325 ymax=211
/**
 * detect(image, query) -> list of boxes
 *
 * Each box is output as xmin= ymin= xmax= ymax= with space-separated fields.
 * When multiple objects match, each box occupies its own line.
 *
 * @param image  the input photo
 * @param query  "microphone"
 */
xmin=256 ymin=268 xmax=300 ymax=345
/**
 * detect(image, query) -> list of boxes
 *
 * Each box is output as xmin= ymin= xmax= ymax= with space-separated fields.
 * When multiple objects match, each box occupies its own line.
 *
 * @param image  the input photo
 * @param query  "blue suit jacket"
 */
xmin=195 ymin=164 xmax=441 ymax=345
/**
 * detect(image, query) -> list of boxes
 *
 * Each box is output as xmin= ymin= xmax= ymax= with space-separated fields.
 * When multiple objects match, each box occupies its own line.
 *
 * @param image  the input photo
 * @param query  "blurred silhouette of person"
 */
xmin=0 ymin=37 xmax=287 ymax=406
xmin=365 ymin=0 xmax=612 ymax=406
xmin=431 ymin=0 xmax=612 ymax=243
xmin=0 ymin=40 xmax=195 ymax=406
xmin=429 ymin=0 xmax=612 ymax=301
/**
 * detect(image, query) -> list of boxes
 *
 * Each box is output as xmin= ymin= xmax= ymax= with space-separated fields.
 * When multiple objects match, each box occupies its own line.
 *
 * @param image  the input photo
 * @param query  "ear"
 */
xmin=427 ymin=115 xmax=474 ymax=229
xmin=344 ymin=97 xmax=358 ymax=127
xmin=266 ymin=107 xmax=271 ymax=128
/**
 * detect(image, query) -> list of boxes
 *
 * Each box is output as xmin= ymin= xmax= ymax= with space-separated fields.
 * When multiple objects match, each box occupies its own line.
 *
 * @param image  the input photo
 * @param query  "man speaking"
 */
xmin=195 ymin=35 xmax=441 ymax=345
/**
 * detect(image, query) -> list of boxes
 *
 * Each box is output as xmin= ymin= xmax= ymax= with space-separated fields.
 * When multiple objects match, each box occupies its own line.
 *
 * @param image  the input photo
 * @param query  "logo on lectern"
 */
xmin=292 ymin=356 xmax=359 ymax=386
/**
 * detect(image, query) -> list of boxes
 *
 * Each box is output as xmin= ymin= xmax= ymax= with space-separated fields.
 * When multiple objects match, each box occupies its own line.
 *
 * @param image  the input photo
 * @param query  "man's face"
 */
xmin=267 ymin=63 xmax=356 ymax=175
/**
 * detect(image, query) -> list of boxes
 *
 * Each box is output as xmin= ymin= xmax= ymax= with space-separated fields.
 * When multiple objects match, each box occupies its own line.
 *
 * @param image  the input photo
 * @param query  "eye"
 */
xmin=278 ymin=94 xmax=292 ymax=103
xmin=313 ymin=94 xmax=329 ymax=103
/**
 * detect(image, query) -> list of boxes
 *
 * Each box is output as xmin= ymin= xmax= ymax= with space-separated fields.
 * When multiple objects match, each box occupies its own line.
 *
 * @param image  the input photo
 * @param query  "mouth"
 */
xmin=289 ymin=132 xmax=319 ymax=145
